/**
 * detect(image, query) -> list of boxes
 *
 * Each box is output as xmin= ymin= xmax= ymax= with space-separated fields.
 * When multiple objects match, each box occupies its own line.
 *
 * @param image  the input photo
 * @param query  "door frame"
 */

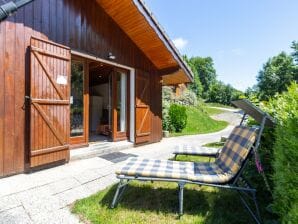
xmin=69 ymin=55 xmax=90 ymax=148
xmin=71 ymin=50 xmax=136 ymax=144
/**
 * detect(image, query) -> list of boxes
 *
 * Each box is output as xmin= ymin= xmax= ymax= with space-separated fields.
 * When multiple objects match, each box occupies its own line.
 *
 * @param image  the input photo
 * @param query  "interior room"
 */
xmin=89 ymin=61 xmax=113 ymax=142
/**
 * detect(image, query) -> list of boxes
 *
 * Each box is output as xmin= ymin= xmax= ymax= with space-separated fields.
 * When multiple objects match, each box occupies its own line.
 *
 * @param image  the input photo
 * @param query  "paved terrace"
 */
xmin=0 ymin=111 xmax=241 ymax=224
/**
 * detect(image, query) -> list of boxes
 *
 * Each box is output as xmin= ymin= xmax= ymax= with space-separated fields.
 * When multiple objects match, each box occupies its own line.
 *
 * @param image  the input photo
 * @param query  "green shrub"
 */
xmin=267 ymin=83 xmax=298 ymax=224
xmin=169 ymin=104 xmax=187 ymax=132
xmin=162 ymin=100 xmax=173 ymax=131
xmin=175 ymin=89 xmax=198 ymax=106
xmin=162 ymin=87 xmax=175 ymax=131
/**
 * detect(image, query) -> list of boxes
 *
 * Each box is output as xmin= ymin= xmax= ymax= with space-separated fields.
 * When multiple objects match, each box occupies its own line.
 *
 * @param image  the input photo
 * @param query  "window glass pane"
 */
xmin=70 ymin=61 xmax=84 ymax=137
xmin=116 ymin=72 xmax=126 ymax=132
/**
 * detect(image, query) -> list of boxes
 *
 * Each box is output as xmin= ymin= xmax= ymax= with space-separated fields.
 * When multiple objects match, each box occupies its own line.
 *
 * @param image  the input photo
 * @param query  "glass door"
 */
xmin=112 ymin=69 xmax=129 ymax=141
xmin=70 ymin=59 xmax=88 ymax=146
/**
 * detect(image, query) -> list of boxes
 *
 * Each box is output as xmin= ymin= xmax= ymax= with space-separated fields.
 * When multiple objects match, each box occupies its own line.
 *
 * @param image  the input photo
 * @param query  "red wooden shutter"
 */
xmin=135 ymin=71 xmax=151 ymax=144
xmin=29 ymin=37 xmax=71 ymax=168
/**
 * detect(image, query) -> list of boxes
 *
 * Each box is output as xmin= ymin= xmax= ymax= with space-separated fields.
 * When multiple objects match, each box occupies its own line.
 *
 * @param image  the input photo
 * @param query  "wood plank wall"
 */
xmin=0 ymin=0 xmax=162 ymax=177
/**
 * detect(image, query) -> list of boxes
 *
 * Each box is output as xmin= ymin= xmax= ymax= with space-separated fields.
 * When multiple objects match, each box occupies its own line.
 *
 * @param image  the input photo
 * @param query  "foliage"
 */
xmin=168 ymin=104 xmax=187 ymax=132
xmin=187 ymin=56 xmax=217 ymax=98
xmin=256 ymin=52 xmax=297 ymax=100
xmin=207 ymin=81 xmax=243 ymax=105
xmin=291 ymin=41 xmax=298 ymax=64
xmin=162 ymin=86 xmax=174 ymax=131
xmin=162 ymin=86 xmax=199 ymax=131
xmin=266 ymin=83 xmax=298 ymax=224
xmin=170 ymin=106 xmax=227 ymax=137
xmin=175 ymin=89 xmax=198 ymax=106
xmin=183 ymin=56 xmax=203 ymax=97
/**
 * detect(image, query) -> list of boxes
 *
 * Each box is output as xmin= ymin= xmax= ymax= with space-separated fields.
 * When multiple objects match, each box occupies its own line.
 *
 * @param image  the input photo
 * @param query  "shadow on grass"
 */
xmin=99 ymin=182 xmax=258 ymax=223
xmin=101 ymin=183 xmax=210 ymax=216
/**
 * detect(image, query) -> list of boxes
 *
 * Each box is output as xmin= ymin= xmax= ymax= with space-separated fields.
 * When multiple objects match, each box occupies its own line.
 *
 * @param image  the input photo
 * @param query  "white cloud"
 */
xmin=172 ymin=37 xmax=188 ymax=51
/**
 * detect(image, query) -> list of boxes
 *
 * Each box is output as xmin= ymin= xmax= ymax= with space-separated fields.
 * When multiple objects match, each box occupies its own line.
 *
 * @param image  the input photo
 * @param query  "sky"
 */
xmin=144 ymin=0 xmax=298 ymax=91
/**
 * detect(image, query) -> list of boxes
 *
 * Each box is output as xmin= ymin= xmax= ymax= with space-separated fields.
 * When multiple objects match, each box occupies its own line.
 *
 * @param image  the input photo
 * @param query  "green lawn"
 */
xmin=203 ymin=141 xmax=225 ymax=148
xmin=201 ymin=106 xmax=224 ymax=116
xmin=205 ymin=103 xmax=235 ymax=109
xmin=72 ymin=155 xmax=272 ymax=224
xmin=170 ymin=106 xmax=228 ymax=137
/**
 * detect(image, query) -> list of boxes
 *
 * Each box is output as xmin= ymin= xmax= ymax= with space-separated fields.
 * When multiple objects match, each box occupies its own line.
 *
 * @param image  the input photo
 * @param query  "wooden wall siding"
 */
xmin=0 ymin=0 xmax=162 ymax=176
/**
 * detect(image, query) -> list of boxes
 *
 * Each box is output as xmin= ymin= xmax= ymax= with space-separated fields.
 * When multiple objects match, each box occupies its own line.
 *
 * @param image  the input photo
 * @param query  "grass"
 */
xmin=203 ymin=141 xmax=225 ymax=148
xmin=72 ymin=155 xmax=272 ymax=224
xmin=170 ymin=106 xmax=228 ymax=137
xmin=201 ymin=106 xmax=224 ymax=116
xmin=205 ymin=103 xmax=235 ymax=109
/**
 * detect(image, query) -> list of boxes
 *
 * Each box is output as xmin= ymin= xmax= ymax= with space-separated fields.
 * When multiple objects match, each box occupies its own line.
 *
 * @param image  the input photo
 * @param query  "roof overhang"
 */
xmin=97 ymin=0 xmax=194 ymax=85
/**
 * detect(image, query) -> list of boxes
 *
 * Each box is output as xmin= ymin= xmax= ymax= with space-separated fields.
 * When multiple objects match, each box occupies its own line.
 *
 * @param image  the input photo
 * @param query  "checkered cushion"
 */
xmin=116 ymin=126 xmax=258 ymax=184
xmin=215 ymin=126 xmax=258 ymax=174
xmin=116 ymin=157 xmax=234 ymax=184
xmin=173 ymin=145 xmax=220 ymax=156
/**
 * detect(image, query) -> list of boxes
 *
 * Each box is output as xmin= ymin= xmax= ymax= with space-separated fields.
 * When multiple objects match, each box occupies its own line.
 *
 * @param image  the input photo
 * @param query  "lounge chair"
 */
xmin=173 ymin=99 xmax=274 ymax=160
xmin=111 ymin=100 xmax=275 ymax=224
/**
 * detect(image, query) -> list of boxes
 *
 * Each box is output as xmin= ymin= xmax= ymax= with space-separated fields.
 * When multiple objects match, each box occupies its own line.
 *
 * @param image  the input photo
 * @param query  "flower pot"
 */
xmin=163 ymin=130 xmax=169 ymax=138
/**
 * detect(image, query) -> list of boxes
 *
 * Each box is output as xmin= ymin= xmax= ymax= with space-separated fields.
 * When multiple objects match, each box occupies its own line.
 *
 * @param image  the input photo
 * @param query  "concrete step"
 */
xmin=70 ymin=141 xmax=134 ymax=161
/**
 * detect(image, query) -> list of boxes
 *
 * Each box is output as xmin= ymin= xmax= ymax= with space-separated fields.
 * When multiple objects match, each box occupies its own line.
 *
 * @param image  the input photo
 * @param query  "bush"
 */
xmin=175 ymin=89 xmax=198 ymax=106
xmin=267 ymin=83 xmax=298 ymax=223
xmin=162 ymin=87 xmax=175 ymax=131
xmin=169 ymin=104 xmax=187 ymax=132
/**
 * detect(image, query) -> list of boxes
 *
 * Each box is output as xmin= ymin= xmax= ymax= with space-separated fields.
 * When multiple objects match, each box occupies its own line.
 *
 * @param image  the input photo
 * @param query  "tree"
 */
xmin=256 ymin=52 xmax=297 ymax=100
xmin=291 ymin=41 xmax=298 ymax=64
xmin=183 ymin=55 xmax=203 ymax=97
xmin=291 ymin=41 xmax=298 ymax=81
xmin=188 ymin=56 xmax=217 ymax=98
xmin=207 ymin=81 xmax=243 ymax=105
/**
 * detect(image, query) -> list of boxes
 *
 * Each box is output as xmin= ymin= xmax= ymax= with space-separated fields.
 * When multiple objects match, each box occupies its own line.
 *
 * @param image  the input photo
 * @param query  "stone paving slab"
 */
xmin=0 ymin=206 xmax=32 ymax=224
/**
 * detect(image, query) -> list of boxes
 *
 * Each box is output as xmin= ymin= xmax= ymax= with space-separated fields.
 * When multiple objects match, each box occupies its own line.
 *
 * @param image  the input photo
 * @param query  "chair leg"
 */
xmin=178 ymin=182 xmax=185 ymax=217
xmin=252 ymin=192 xmax=262 ymax=224
xmin=238 ymin=190 xmax=262 ymax=224
xmin=111 ymin=179 xmax=128 ymax=208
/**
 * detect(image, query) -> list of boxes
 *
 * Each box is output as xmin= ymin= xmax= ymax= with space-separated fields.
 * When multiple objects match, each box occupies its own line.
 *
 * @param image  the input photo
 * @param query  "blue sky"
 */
xmin=144 ymin=0 xmax=298 ymax=91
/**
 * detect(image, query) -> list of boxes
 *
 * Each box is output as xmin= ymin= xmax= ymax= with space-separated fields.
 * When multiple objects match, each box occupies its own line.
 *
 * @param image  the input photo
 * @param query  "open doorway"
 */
xmin=70 ymin=56 xmax=131 ymax=148
xmin=89 ymin=62 xmax=113 ymax=142
xmin=88 ymin=61 xmax=130 ymax=142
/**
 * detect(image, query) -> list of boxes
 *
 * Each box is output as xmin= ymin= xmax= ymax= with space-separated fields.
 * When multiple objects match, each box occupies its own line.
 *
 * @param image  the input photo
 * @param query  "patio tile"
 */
xmin=56 ymin=185 xmax=92 ymax=206
xmin=85 ymin=176 xmax=117 ymax=194
xmin=48 ymin=177 xmax=81 ymax=195
xmin=0 ymin=206 xmax=32 ymax=224
xmin=95 ymin=164 xmax=117 ymax=177
xmin=0 ymin=195 xmax=21 ymax=212
xmin=15 ymin=187 xmax=65 ymax=216
xmin=31 ymin=208 xmax=80 ymax=224
xmin=72 ymin=169 xmax=103 ymax=184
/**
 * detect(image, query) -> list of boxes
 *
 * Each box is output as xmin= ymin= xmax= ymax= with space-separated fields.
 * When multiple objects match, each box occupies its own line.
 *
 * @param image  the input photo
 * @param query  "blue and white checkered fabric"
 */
xmin=116 ymin=157 xmax=233 ymax=183
xmin=215 ymin=126 xmax=258 ymax=174
xmin=116 ymin=126 xmax=258 ymax=184
xmin=173 ymin=145 xmax=220 ymax=157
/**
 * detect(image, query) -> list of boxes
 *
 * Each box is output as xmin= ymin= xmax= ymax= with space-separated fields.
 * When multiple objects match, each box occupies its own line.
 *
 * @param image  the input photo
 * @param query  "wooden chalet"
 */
xmin=0 ymin=0 xmax=193 ymax=177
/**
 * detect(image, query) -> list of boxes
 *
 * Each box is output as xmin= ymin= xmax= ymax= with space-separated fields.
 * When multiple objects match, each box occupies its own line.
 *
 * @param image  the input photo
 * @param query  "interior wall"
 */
xmin=89 ymin=84 xmax=109 ymax=133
